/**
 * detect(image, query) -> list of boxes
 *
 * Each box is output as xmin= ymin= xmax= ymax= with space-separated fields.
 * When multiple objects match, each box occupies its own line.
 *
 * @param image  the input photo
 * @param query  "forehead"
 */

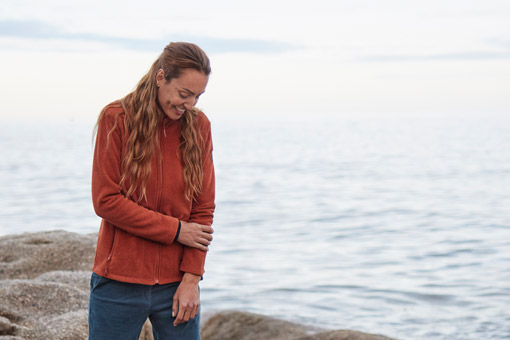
xmin=171 ymin=69 xmax=208 ymax=93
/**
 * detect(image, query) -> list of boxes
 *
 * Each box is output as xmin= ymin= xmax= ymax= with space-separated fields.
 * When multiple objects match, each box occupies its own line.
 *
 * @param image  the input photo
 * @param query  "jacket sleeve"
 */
xmin=91 ymin=109 xmax=180 ymax=244
xmin=179 ymin=114 xmax=216 ymax=276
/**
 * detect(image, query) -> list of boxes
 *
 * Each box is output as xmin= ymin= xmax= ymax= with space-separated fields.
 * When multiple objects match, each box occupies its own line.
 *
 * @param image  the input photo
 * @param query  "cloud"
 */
xmin=0 ymin=19 xmax=297 ymax=54
xmin=358 ymin=51 xmax=510 ymax=62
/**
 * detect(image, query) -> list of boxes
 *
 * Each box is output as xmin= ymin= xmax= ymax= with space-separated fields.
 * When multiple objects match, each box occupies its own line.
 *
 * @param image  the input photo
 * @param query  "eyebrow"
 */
xmin=180 ymin=87 xmax=195 ymax=95
xmin=180 ymin=87 xmax=205 ymax=96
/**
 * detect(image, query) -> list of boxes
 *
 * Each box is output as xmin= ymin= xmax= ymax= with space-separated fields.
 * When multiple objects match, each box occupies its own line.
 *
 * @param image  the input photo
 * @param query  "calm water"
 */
xmin=1 ymin=113 xmax=509 ymax=340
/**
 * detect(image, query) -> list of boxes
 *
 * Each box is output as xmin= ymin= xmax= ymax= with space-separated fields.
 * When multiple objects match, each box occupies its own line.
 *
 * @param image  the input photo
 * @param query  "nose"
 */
xmin=183 ymin=99 xmax=193 ymax=111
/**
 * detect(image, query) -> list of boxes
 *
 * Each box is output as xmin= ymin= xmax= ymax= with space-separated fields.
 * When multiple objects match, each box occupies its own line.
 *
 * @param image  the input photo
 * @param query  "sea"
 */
xmin=1 ymin=112 xmax=509 ymax=340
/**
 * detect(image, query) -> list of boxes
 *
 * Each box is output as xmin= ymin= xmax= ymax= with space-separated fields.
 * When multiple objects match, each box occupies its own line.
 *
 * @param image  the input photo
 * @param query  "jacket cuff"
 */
xmin=173 ymin=220 xmax=181 ymax=243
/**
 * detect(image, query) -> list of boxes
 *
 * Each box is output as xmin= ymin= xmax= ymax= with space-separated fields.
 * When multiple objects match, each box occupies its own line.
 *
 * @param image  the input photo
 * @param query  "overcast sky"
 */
xmin=1 ymin=0 xmax=509 ymax=120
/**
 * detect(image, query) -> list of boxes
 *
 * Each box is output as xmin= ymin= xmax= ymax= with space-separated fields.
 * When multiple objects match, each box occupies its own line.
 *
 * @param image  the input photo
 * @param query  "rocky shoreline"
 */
xmin=0 ymin=230 xmax=396 ymax=340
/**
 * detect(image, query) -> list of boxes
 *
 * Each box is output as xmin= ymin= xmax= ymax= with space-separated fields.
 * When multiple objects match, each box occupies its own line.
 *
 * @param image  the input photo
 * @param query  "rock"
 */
xmin=0 ymin=280 xmax=88 ymax=318
xmin=0 ymin=315 xmax=17 ymax=337
xmin=0 ymin=279 xmax=89 ymax=340
xmin=0 ymin=230 xmax=96 ymax=280
xmin=295 ymin=330 xmax=395 ymax=340
xmin=139 ymin=319 xmax=154 ymax=340
xmin=202 ymin=311 xmax=311 ymax=340
xmin=201 ymin=311 xmax=397 ymax=340
xmin=35 ymin=271 xmax=92 ymax=291
xmin=0 ymin=231 xmax=154 ymax=340
xmin=33 ymin=310 xmax=89 ymax=340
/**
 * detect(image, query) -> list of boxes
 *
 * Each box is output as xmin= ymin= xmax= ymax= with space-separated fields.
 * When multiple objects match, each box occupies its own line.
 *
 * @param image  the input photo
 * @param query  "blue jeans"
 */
xmin=88 ymin=272 xmax=200 ymax=340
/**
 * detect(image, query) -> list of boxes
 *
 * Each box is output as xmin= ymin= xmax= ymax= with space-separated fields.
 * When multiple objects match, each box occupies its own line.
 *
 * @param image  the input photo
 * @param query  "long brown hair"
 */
xmin=96 ymin=42 xmax=211 ymax=201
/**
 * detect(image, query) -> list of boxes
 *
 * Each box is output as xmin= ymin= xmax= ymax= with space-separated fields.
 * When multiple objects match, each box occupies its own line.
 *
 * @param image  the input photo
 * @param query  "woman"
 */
xmin=89 ymin=42 xmax=215 ymax=340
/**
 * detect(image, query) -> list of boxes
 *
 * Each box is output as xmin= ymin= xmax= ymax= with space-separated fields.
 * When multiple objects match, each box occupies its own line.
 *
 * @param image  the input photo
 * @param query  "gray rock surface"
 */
xmin=201 ymin=311 xmax=312 ymax=340
xmin=35 ymin=271 xmax=92 ymax=292
xmin=0 ymin=231 xmax=154 ymax=340
xmin=0 ymin=230 xmax=96 ymax=280
xmin=0 ymin=277 xmax=90 ymax=339
xmin=0 ymin=231 xmax=396 ymax=340
xmin=295 ymin=330 xmax=395 ymax=340
xmin=201 ymin=311 xmax=396 ymax=340
xmin=0 ymin=230 xmax=95 ymax=340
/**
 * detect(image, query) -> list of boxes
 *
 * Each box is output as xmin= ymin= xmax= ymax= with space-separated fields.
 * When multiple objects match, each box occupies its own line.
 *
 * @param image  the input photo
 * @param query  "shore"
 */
xmin=0 ymin=230 xmax=396 ymax=340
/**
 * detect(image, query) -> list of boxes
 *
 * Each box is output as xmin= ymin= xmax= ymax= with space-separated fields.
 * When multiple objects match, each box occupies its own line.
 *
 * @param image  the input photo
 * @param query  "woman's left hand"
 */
xmin=172 ymin=272 xmax=201 ymax=326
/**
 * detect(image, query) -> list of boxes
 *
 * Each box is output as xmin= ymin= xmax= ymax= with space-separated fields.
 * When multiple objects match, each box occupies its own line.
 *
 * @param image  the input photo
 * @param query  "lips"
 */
xmin=175 ymin=107 xmax=186 ymax=115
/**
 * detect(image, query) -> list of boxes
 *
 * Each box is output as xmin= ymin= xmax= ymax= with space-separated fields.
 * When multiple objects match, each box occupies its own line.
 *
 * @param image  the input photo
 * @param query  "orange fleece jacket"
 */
xmin=91 ymin=102 xmax=215 ymax=285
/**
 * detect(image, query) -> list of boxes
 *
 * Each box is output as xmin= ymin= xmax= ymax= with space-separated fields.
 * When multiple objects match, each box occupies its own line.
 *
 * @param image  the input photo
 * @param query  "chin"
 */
xmin=168 ymin=114 xmax=182 ymax=121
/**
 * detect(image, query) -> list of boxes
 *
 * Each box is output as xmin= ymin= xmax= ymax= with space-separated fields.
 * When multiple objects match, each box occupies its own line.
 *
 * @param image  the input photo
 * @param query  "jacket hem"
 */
xmin=92 ymin=268 xmax=185 ymax=285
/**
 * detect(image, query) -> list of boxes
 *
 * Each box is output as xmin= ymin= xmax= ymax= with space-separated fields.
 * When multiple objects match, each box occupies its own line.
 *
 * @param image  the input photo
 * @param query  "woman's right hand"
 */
xmin=177 ymin=221 xmax=214 ymax=251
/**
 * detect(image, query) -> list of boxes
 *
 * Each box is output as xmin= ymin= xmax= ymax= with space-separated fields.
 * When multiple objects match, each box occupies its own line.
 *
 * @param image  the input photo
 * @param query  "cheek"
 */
xmin=158 ymin=91 xmax=176 ymax=106
xmin=157 ymin=88 xmax=166 ymax=105
xmin=166 ymin=91 xmax=182 ymax=105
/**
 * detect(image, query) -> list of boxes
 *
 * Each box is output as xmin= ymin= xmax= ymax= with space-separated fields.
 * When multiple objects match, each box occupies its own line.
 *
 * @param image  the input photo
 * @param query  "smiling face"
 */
xmin=156 ymin=68 xmax=209 ymax=120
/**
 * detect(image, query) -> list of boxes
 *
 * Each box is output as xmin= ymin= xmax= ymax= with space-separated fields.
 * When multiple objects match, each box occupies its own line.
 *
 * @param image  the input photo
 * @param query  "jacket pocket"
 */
xmin=106 ymin=229 xmax=156 ymax=280
xmin=104 ymin=227 xmax=118 ymax=276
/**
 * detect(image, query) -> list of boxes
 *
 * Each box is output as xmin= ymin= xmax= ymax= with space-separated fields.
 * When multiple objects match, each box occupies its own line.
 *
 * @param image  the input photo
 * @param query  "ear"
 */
xmin=156 ymin=69 xmax=165 ymax=87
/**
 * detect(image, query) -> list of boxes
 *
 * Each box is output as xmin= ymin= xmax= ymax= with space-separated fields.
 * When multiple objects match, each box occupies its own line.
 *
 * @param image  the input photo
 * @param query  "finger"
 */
xmin=183 ymin=308 xmax=191 ymax=322
xmin=192 ymin=304 xmax=199 ymax=319
xmin=172 ymin=297 xmax=178 ymax=320
xmin=201 ymin=225 xmax=214 ymax=234
xmin=188 ymin=303 xmax=196 ymax=320
xmin=202 ymin=233 xmax=213 ymax=242
xmin=194 ymin=242 xmax=209 ymax=252
xmin=198 ymin=237 xmax=211 ymax=246
xmin=174 ymin=307 xmax=185 ymax=326
xmin=176 ymin=306 xmax=192 ymax=326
